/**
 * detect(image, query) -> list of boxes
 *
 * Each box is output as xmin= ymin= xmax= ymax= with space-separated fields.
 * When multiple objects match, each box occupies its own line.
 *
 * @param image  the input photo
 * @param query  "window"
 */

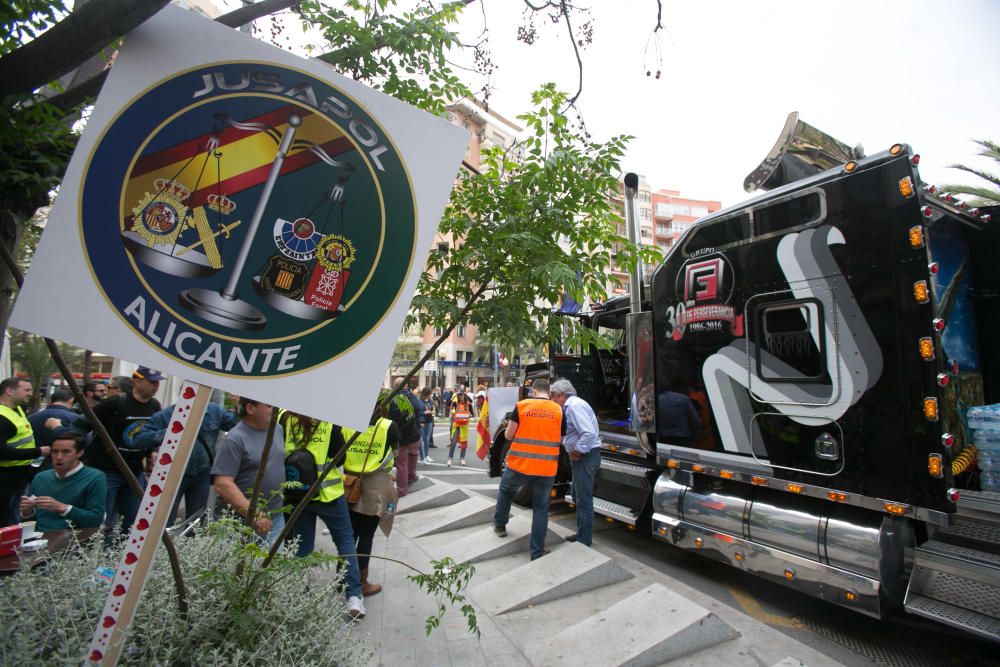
xmin=656 ymin=224 xmax=669 ymax=236
xmin=754 ymin=191 xmax=824 ymax=237
xmin=691 ymin=205 xmax=709 ymax=217
xmin=683 ymin=213 xmax=750 ymax=256
xmin=655 ymin=203 xmax=672 ymax=217
xmin=755 ymin=300 xmax=825 ymax=381
xmin=437 ymin=242 xmax=449 ymax=255
xmin=433 ymin=326 xmax=444 ymax=337
xmin=640 ymin=208 xmax=652 ymax=221
xmin=457 ymin=325 xmax=467 ymax=338
xmin=639 ymin=191 xmax=651 ymax=203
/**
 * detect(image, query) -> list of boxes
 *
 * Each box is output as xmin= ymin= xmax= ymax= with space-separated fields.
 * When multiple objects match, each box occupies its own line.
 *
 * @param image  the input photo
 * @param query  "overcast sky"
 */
xmin=460 ymin=0 xmax=1000 ymax=207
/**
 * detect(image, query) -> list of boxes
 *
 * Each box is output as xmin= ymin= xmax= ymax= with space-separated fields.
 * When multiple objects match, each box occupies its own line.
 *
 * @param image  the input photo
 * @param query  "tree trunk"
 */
xmin=82 ymin=349 xmax=93 ymax=387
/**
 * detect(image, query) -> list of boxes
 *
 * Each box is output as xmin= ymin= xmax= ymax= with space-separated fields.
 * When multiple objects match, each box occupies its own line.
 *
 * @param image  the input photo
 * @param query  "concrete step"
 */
xmin=525 ymin=582 xmax=739 ymax=667
xmin=395 ymin=480 xmax=469 ymax=515
xmin=393 ymin=495 xmax=495 ymax=537
xmin=470 ymin=541 xmax=634 ymax=615
xmin=419 ymin=515 xmax=561 ymax=564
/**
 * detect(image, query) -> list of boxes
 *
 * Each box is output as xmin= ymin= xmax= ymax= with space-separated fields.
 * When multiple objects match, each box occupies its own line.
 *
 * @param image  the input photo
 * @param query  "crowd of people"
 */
xmin=1 ymin=368 xmax=603 ymax=620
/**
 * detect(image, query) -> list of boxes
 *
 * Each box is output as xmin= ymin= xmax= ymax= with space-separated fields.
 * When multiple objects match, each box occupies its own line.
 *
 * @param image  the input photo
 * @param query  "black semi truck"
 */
xmin=541 ymin=113 xmax=1000 ymax=640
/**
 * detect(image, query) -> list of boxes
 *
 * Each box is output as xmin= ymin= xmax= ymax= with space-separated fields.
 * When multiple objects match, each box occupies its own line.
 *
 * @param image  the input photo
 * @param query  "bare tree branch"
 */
xmin=215 ymin=0 xmax=300 ymax=28
xmin=0 ymin=0 xmax=171 ymax=98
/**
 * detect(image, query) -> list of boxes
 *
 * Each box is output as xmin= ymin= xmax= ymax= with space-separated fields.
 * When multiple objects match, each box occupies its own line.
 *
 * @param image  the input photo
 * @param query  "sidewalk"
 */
xmin=318 ymin=478 xmax=845 ymax=667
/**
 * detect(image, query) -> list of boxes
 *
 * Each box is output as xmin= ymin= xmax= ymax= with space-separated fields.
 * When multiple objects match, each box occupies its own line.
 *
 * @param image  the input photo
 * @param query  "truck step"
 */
xmin=937 ymin=517 xmax=1000 ymax=551
xmin=955 ymin=489 xmax=1000 ymax=524
xmin=905 ymin=539 xmax=1000 ymax=641
xmin=599 ymin=458 xmax=654 ymax=477
xmin=568 ymin=495 xmax=641 ymax=526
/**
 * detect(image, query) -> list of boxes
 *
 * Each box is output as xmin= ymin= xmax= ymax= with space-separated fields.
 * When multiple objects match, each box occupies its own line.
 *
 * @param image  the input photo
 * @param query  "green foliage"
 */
xmin=942 ymin=139 xmax=1000 ymax=207
xmin=299 ymin=0 xmax=470 ymax=114
xmin=0 ymin=0 xmax=66 ymax=56
xmin=409 ymin=83 xmax=662 ymax=355
xmin=9 ymin=330 xmax=82 ymax=409
xmin=0 ymin=519 xmax=373 ymax=665
xmin=406 ymin=556 xmax=480 ymax=638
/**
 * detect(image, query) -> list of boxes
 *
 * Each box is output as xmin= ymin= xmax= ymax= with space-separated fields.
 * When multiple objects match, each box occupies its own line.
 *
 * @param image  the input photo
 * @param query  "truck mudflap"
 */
xmin=650 ymin=473 xmax=918 ymax=620
xmin=903 ymin=490 xmax=1000 ymax=641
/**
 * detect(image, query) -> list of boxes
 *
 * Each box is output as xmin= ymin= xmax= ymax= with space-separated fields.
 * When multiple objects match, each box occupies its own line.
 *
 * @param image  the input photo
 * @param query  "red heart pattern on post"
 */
xmin=88 ymin=381 xmax=204 ymax=664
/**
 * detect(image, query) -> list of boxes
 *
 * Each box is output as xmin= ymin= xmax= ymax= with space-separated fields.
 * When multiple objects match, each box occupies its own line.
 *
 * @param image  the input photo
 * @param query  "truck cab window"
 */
xmin=755 ymin=300 xmax=826 ymax=380
xmin=753 ymin=191 xmax=824 ymax=237
xmin=683 ymin=213 xmax=751 ymax=256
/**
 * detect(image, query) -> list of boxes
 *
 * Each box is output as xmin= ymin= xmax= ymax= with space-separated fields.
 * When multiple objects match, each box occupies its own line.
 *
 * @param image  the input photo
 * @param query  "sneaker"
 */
xmin=447 ymin=460 xmax=452 ymax=467
xmin=424 ymin=456 xmax=434 ymax=463
xmin=460 ymin=460 xmax=467 ymax=466
xmin=493 ymin=524 xmax=507 ymax=537
xmin=347 ymin=595 xmax=366 ymax=619
xmin=418 ymin=458 xmax=425 ymax=464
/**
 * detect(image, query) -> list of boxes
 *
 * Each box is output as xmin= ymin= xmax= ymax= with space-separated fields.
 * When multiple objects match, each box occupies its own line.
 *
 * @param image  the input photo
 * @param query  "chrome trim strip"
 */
xmin=600 ymin=459 xmax=654 ymax=477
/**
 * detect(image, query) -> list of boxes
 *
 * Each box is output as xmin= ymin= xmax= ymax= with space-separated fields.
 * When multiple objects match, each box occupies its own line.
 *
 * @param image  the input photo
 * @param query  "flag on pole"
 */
xmin=475 ymin=397 xmax=491 ymax=460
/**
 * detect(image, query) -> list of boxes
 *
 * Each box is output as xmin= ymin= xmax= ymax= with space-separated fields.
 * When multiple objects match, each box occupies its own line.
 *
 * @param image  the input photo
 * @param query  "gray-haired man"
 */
xmin=549 ymin=379 xmax=601 ymax=546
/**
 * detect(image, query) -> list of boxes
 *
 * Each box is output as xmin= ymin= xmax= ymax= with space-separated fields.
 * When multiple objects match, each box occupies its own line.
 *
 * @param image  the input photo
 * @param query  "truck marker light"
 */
xmin=913 ymin=281 xmax=929 ymax=304
xmin=720 ymin=470 xmax=736 ymax=479
xmin=899 ymin=177 xmax=915 ymax=198
xmin=845 ymin=590 xmax=859 ymax=602
xmin=694 ymin=537 xmax=703 ymax=548
xmin=982 ymin=213 xmax=992 ymax=224
xmin=928 ymin=262 xmax=939 ymax=275
xmin=928 ymin=454 xmax=944 ymax=478
xmin=890 ymin=144 xmax=904 ymax=155
xmin=734 ymin=552 xmax=745 ymax=562
xmin=925 ymin=183 xmax=936 ymax=194
xmin=923 ymin=397 xmax=939 ymax=421
xmin=921 ymin=205 xmax=934 ymax=218
xmin=941 ymin=433 xmax=956 ymax=447
xmin=908 ymin=226 xmax=924 ymax=248
xmin=624 ymin=448 xmax=639 ymax=457
xmin=936 ymin=373 xmax=950 ymax=387
xmin=667 ymin=459 xmax=679 ymax=469
xmin=786 ymin=483 xmax=804 ymax=494
xmin=606 ymin=517 xmax=615 ymax=524
xmin=784 ymin=569 xmax=796 ymax=581
xmin=750 ymin=476 xmax=768 ymax=486
xmin=844 ymin=161 xmax=858 ymax=173
xmin=944 ymin=192 xmax=954 ymax=202
xmin=692 ymin=464 xmax=706 ymax=473
xmin=607 ymin=444 xmax=620 ymax=453
xmin=827 ymin=491 xmax=848 ymax=502
xmin=958 ymin=200 xmax=968 ymax=210
xmin=911 ymin=154 xmax=921 ymax=166
xmin=947 ymin=488 xmax=960 ymax=502
xmin=550 ymin=488 xmax=558 ymax=498
xmin=932 ymin=318 xmax=945 ymax=332
xmin=627 ymin=524 xmax=636 ymax=531
xmin=919 ymin=337 xmax=935 ymax=360
xmin=657 ymin=526 xmax=668 ymax=536
xmin=883 ymin=503 xmax=908 ymax=515
xmin=970 ymin=208 xmax=981 ymax=216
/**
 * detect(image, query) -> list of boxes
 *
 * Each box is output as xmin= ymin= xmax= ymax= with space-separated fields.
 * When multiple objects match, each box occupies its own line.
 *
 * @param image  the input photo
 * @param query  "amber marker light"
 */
xmin=784 ymin=569 xmax=796 ymax=581
xmin=919 ymin=337 xmax=935 ymax=361
xmin=827 ymin=491 xmax=848 ymax=502
xmin=889 ymin=144 xmax=904 ymax=155
xmin=786 ymin=483 xmax=804 ymax=494
xmin=657 ymin=526 xmax=668 ymax=536
xmin=883 ymin=503 xmax=908 ymax=516
xmin=928 ymin=454 xmax=944 ymax=478
xmin=750 ymin=476 xmax=768 ymax=486
xmin=914 ymin=281 xmax=929 ymax=304
xmin=694 ymin=537 xmax=703 ymax=548
xmin=924 ymin=397 xmax=939 ymax=422
xmin=899 ymin=177 xmax=915 ymax=198
xmin=692 ymin=464 xmax=706 ymax=473
xmin=720 ymin=470 xmax=736 ymax=480
xmin=844 ymin=161 xmax=858 ymax=173
xmin=845 ymin=590 xmax=859 ymax=602
xmin=908 ymin=226 xmax=924 ymax=248
xmin=667 ymin=459 xmax=679 ymax=469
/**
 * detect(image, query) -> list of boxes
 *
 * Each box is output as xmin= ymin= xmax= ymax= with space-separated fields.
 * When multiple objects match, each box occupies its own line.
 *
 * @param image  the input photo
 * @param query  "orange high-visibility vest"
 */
xmin=507 ymin=398 xmax=563 ymax=477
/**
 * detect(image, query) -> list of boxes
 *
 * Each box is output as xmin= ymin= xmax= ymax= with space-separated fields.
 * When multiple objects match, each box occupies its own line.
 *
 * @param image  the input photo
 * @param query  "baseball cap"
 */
xmin=133 ymin=366 xmax=164 ymax=382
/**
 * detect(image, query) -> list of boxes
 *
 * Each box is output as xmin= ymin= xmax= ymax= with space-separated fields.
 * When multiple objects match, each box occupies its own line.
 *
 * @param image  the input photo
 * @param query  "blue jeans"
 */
xmin=420 ymin=421 xmax=434 ymax=459
xmin=168 ymin=469 xmax=211 ymax=525
xmin=493 ymin=467 xmax=554 ymax=559
xmin=104 ymin=469 xmax=145 ymax=534
xmin=570 ymin=448 xmax=601 ymax=546
xmin=264 ymin=512 xmax=285 ymax=547
xmin=291 ymin=497 xmax=362 ymax=599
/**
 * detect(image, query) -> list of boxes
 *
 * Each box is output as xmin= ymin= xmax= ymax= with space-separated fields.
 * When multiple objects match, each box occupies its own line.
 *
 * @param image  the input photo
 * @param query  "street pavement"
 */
xmin=317 ymin=427 xmax=848 ymax=666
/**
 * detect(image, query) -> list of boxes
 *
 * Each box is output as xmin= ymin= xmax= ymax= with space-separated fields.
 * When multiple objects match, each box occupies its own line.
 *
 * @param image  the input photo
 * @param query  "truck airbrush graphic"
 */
xmin=532 ymin=113 xmax=1000 ymax=639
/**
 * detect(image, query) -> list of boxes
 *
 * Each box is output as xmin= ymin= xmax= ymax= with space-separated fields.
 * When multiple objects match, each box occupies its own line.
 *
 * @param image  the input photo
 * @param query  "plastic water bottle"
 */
xmin=967 ymin=404 xmax=1000 ymax=431
xmin=977 ymin=434 xmax=1000 ymax=492
xmin=385 ymin=502 xmax=396 ymax=516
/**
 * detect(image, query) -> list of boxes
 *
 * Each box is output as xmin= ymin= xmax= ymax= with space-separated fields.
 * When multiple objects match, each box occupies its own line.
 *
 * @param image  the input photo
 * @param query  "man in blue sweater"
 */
xmin=18 ymin=430 xmax=106 ymax=532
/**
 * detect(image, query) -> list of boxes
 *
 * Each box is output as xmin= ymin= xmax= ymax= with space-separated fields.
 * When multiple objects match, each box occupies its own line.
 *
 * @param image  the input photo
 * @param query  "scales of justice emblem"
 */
xmin=123 ymin=112 xmax=360 ymax=331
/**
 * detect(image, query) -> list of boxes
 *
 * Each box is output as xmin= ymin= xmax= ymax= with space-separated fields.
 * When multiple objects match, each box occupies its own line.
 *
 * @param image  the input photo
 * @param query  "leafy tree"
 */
xmin=941 ymin=139 xmax=1000 ymax=207
xmin=9 ymin=329 xmax=82 ymax=409
xmin=405 ymin=83 xmax=661 ymax=380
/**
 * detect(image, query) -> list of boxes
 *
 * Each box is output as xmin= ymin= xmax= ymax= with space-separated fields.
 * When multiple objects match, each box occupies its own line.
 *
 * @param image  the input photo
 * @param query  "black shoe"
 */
xmin=564 ymin=534 xmax=578 ymax=543
xmin=493 ymin=524 xmax=507 ymax=537
xmin=429 ymin=444 xmax=439 ymax=448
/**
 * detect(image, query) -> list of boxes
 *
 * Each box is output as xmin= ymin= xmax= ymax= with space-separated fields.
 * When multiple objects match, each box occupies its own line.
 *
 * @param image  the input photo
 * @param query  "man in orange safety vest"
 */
xmin=491 ymin=378 xmax=566 ymax=560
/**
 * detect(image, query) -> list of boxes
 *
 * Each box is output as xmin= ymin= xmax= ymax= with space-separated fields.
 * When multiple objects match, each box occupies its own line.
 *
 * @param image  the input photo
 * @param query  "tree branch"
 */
xmin=215 ymin=0 xmax=300 ymax=28
xmin=0 ymin=0 xmax=171 ymax=98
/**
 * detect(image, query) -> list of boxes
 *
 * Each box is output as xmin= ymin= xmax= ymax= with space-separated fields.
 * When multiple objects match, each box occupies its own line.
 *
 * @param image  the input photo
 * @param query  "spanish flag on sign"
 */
xmin=475 ymin=397 xmax=490 ymax=460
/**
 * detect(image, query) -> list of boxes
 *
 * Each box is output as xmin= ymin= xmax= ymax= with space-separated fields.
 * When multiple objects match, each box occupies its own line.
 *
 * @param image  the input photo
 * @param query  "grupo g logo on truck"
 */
xmin=665 ymin=254 xmax=743 ymax=341
xmin=79 ymin=62 xmax=417 ymax=379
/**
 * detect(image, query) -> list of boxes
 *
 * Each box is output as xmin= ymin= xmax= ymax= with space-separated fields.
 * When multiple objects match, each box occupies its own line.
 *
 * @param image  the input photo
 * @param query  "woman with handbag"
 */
xmin=342 ymin=395 xmax=399 ymax=597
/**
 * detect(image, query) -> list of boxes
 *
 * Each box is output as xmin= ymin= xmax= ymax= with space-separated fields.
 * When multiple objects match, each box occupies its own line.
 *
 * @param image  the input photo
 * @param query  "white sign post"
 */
xmin=9 ymin=6 xmax=467 ymax=664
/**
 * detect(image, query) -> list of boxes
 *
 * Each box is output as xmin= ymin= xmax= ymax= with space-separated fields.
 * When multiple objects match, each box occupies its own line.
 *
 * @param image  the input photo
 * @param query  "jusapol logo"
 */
xmin=666 ymin=254 xmax=743 ymax=341
xmin=80 ymin=62 xmax=417 ymax=378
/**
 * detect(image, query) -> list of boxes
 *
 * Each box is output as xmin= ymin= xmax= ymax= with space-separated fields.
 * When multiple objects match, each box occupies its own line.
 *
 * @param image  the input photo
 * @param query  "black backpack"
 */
xmin=284 ymin=448 xmax=318 ymax=503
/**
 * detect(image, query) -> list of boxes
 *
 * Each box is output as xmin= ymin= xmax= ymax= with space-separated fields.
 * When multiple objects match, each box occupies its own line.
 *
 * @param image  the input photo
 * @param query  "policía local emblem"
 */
xmin=79 ymin=62 xmax=417 ymax=378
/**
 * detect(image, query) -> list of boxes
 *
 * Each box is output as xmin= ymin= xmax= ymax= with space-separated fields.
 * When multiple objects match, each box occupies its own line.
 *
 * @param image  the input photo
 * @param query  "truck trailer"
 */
xmin=545 ymin=113 xmax=1000 ymax=640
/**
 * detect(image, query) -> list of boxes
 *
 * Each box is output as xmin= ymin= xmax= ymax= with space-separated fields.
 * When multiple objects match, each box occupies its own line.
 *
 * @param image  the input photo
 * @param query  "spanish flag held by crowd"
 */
xmin=475 ymin=396 xmax=490 ymax=460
